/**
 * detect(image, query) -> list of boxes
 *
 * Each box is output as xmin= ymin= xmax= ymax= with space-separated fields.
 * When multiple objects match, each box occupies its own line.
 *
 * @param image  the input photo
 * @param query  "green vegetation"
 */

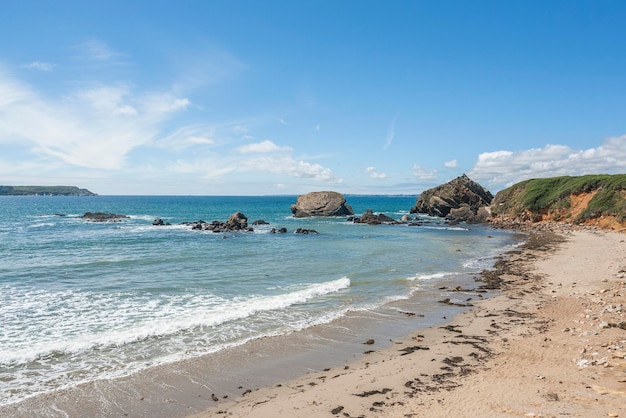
xmin=0 ymin=186 xmax=96 ymax=196
xmin=492 ymin=174 xmax=626 ymax=223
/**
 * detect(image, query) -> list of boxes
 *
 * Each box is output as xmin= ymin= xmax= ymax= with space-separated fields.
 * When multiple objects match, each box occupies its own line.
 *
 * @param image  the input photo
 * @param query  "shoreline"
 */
xmin=3 ymin=225 xmax=624 ymax=417
xmin=188 ymin=226 xmax=626 ymax=417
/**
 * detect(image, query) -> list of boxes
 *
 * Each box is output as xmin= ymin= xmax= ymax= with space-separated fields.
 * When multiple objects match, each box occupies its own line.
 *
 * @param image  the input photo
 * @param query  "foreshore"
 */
xmin=189 ymin=226 xmax=626 ymax=418
xmin=3 ymin=225 xmax=624 ymax=418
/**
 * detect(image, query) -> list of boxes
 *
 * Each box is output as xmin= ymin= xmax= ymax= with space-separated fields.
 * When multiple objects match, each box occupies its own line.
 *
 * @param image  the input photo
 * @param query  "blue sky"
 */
xmin=1 ymin=1 xmax=625 ymax=195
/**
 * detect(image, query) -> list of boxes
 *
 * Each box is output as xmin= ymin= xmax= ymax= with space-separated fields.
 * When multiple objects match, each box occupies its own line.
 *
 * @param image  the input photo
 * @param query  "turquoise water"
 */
xmin=0 ymin=195 xmax=522 ymax=406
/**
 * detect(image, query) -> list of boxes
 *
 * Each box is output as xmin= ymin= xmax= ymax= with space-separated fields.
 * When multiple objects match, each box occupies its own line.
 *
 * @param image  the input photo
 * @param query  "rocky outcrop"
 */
xmin=81 ymin=212 xmax=129 ymax=222
xmin=188 ymin=212 xmax=253 ymax=232
xmin=410 ymin=174 xmax=493 ymax=222
xmin=290 ymin=191 xmax=354 ymax=218
xmin=353 ymin=209 xmax=397 ymax=225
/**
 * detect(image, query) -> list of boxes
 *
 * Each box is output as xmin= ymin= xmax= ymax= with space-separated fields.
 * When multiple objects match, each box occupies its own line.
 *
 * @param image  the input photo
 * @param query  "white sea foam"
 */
xmin=407 ymin=271 xmax=462 ymax=281
xmin=0 ymin=277 xmax=351 ymax=367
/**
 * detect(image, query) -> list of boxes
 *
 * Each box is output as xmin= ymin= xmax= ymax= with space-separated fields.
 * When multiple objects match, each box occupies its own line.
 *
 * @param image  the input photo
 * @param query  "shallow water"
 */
xmin=0 ymin=195 xmax=524 ymax=407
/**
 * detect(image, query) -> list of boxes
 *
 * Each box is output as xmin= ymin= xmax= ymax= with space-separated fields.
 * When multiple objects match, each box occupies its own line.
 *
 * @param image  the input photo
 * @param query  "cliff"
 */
xmin=490 ymin=174 xmax=626 ymax=231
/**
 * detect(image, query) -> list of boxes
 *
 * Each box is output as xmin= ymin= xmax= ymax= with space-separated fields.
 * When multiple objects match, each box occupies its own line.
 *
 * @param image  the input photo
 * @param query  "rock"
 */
xmin=410 ymin=174 xmax=493 ymax=221
xmin=189 ymin=212 xmax=253 ymax=233
xmin=252 ymin=220 xmax=269 ymax=225
xmin=295 ymin=228 xmax=319 ymax=234
xmin=353 ymin=209 xmax=396 ymax=225
xmin=81 ymin=212 xmax=129 ymax=222
xmin=290 ymin=191 xmax=354 ymax=218
xmin=152 ymin=218 xmax=167 ymax=226
xmin=224 ymin=212 xmax=249 ymax=230
xmin=401 ymin=214 xmax=412 ymax=221
xmin=271 ymin=227 xmax=288 ymax=233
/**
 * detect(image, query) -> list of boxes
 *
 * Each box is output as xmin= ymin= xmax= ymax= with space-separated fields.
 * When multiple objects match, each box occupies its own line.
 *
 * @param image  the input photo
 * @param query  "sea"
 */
xmin=0 ymin=195 xmax=525 ymax=410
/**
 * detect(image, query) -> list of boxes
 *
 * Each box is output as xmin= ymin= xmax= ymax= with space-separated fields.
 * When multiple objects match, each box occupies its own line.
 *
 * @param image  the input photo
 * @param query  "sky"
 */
xmin=0 ymin=1 xmax=625 ymax=195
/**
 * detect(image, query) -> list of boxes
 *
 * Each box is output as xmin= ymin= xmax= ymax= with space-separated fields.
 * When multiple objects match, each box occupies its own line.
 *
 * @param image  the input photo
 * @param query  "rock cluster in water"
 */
xmin=185 ymin=211 xmax=254 ymax=233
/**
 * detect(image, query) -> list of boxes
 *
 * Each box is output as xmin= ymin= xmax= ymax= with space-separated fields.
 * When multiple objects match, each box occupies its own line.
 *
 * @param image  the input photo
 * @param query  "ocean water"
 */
xmin=0 ymin=195 xmax=523 ymax=406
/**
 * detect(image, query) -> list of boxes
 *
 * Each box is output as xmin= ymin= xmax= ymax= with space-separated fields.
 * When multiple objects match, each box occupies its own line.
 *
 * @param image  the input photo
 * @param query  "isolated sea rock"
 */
xmin=410 ymin=174 xmax=493 ymax=221
xmin=81 ymin=212 xmax=129 ymax=222
xmin=290 ymin=191 xmax=354 ymax=218
xmin=353 ymin=209 xmax=396 ymax=225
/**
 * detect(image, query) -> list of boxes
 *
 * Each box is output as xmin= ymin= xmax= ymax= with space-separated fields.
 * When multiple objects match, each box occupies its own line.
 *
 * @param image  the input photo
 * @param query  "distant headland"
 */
xmin=0 ymin=186 xmax=97 ymax=196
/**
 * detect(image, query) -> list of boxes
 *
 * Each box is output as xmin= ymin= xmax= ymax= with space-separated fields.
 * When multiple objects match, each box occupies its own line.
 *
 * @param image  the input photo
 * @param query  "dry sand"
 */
xmin=189 ymin=229 xmax=626 ymax=418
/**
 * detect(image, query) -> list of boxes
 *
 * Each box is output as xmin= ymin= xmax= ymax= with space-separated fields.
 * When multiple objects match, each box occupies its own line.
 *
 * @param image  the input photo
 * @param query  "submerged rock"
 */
xmin=81 ymin=212 xmax=129 ymax=222
xmin=295 ymin=228 xmax=319 ymax=234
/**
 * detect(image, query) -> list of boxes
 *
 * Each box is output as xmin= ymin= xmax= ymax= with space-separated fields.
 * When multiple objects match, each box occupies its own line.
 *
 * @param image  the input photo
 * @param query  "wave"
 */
xmin=407 ymin=271 xmax=462 ymax=281
xmin=0 ymin=277 xmax=351 ymax=367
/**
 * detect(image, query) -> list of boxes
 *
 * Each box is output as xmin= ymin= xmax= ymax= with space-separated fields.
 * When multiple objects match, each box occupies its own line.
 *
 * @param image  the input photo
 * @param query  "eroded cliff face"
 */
xmin=490 ymin=176 xmax=626 ymax=232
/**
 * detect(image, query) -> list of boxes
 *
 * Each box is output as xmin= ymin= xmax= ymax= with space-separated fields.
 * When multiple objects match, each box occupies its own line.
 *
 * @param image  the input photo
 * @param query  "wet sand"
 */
xmin=188 ymin=228 xmax=626 ymax=417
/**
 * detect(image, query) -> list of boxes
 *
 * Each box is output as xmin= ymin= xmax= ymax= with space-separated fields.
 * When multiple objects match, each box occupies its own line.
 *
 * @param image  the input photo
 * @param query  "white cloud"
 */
xmin=241 ymin=155 xmax=341 ymax=183
xmin=413 ymin=165 xmax=438 ymax=180
xmin=384 ymin=116 xmax=396 ymax=150
xmin=278 ymin=118 xmax=288 ymax=125
xmin=22 ymin=61 xmax=55 ymax=72
xmin=444 ymin=159 xmax=458 ymax=168
xmin=366 ymin=166 xmax=388 ymax=180
xmin=236 ymin=140 xmax=291 ymax=154
xmin=470 ymin=137 xmax=626 ymax=189
xmin=0 ymin=70 xmax=190 ymax=170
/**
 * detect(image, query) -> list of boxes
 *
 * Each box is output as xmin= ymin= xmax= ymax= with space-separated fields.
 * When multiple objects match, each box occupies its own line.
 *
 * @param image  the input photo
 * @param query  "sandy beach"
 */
xmin=189 ymin=228 xmax=626 ymax=418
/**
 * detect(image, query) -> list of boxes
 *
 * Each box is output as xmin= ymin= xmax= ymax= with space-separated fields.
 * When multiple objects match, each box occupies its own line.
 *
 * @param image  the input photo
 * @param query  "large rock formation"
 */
xmin=410 ymin=174 xmax=493 ymax=222
xmin=290 ymin=191 xmax=354 ymax=218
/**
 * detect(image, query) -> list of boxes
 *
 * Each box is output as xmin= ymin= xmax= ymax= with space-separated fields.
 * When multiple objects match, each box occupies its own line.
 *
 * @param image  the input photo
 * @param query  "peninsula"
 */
xmin=0 ymin=186 xmax=96 ymax=196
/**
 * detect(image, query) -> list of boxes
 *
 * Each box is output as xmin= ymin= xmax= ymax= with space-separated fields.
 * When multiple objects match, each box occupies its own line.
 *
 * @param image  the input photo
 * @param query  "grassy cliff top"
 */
xmin=491 ymin=174 xmax=626 ymax=226
xmin=0 ymin=186 xmax=96 ymax=196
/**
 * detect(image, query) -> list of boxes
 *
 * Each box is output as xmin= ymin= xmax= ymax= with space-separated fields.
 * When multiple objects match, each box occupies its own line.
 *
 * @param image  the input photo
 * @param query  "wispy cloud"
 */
xmin=413 ymin=165 xmax=438 ymax=180
xmin=384 ymin=116 xmax=396 ymax=150
xmin=0 ymin=70 xmax=190 ymax=169
xmin=444 ymin=159 xmax=458 ymax=168
xmin=365 ymin=166 xmax=388 ymax=180
xmin=21 ymin=61 xmax=55 ymax=72
xmin=75 ymin=39 xmax=121 ymax=61
xmin=470 ymin=137 xmax=626 ymax=189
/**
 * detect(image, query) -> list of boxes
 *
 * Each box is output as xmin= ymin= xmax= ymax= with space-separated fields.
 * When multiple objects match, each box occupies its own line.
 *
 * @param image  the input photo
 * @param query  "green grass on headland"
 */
xmin=491 ymin=174 xmax=626 ymax=223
